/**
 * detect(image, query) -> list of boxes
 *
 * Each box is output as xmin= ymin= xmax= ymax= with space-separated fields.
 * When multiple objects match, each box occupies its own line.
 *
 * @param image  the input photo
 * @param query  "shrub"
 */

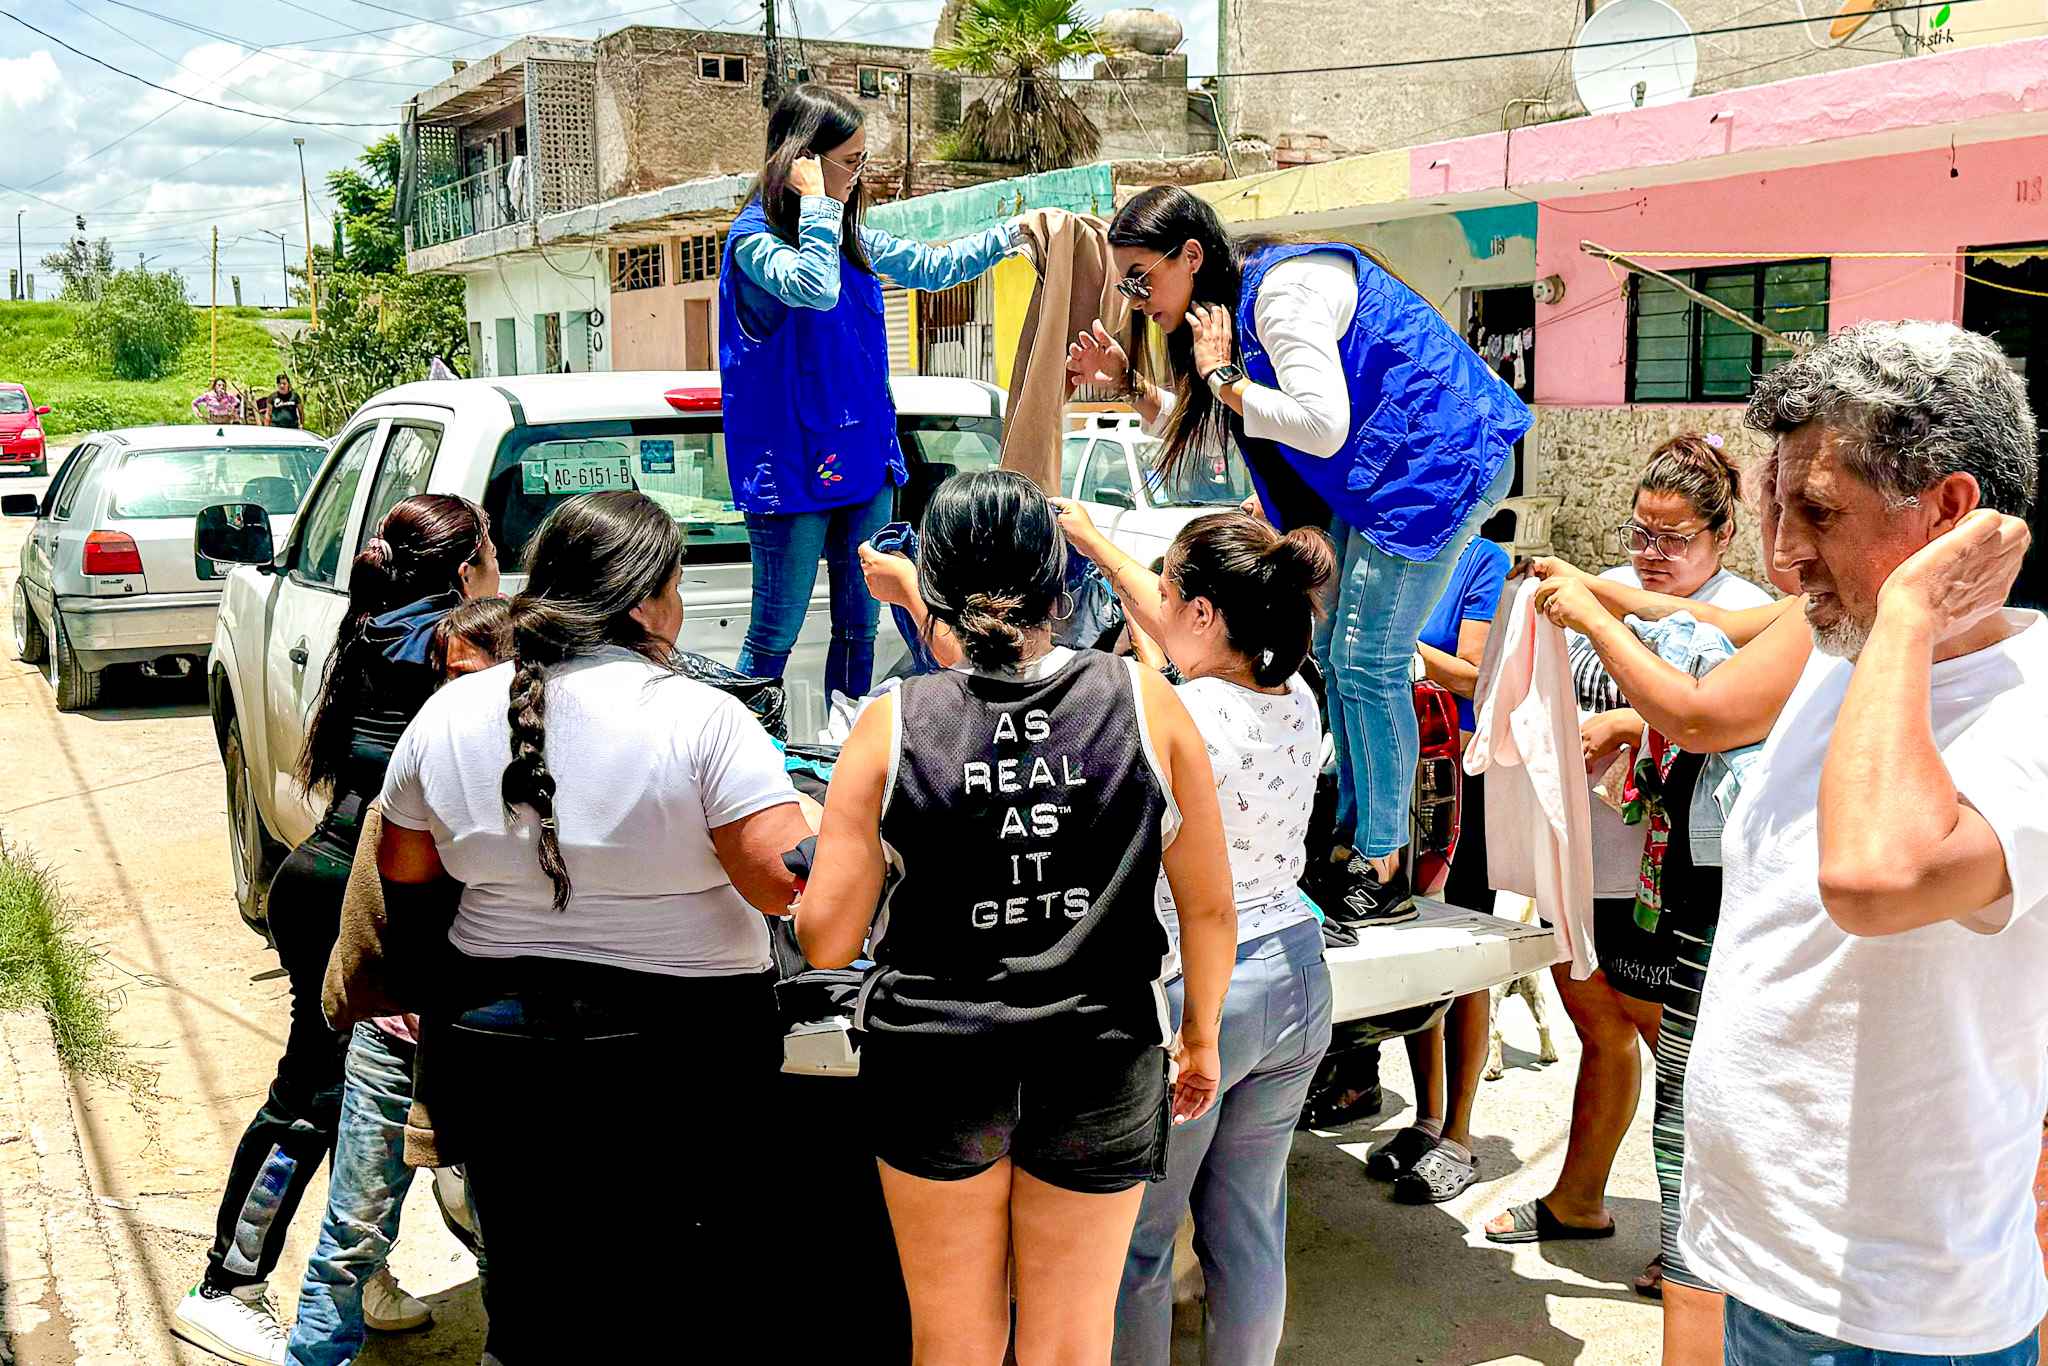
xmin=75 ymin=269 xmax=198 ymax=381
xmin=283 ymin=270 xmax=468 ymax=430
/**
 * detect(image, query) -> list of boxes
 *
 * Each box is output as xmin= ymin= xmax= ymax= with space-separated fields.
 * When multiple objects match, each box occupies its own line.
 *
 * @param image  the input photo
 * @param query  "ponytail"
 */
xmin=1166 ymin=513 xmax=1335 ymax=687
xmin=297 ymin=495 xmax=488 ymax=795
xmin=498 ymin=491 xmax=686 ymax=912
xmin=1638 ymin=433 xmax=1743 ymax=539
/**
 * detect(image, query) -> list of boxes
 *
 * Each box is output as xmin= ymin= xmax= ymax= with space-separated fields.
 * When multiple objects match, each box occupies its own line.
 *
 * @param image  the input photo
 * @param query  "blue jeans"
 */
xmin=1319 ymin=460 xmax=1512 ymax=857
xmin=286 ymin=1023 xmax=418 ymax=1366
xmin=738 ymin=487 xmax=894 ymax=699
xmin=1115 ymin=919 xmax=1334 ymax=1366
xmin=1724 ymin=1298 xmax=2039 ymax=1366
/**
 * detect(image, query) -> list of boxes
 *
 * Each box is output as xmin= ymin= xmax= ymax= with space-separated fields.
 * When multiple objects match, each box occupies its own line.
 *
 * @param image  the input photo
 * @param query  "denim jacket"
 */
xmin=1625 ymin=612 xmax=1759 ymax=868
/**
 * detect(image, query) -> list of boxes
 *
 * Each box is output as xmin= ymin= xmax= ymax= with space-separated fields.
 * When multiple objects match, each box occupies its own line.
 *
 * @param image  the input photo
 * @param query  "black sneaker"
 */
xmin=1330 ymin=851 xmax=1417 ymax=928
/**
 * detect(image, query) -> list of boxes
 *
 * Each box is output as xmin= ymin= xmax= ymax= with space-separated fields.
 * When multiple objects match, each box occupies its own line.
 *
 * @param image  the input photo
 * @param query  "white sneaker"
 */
xmin=362 ymin=1265 xmax=432 ymax=1333
xmin=169 ymin=1282 xmax=289 ymax=1366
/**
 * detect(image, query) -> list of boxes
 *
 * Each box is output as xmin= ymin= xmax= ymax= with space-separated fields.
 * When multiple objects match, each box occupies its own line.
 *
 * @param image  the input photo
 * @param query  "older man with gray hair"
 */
xmin=1678 ymin=320 xmax=2047 ymax=1366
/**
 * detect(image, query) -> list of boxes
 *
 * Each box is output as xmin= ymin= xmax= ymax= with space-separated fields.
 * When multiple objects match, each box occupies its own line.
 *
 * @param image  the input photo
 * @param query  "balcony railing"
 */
xmin=414 ymin=162 xmax=531 ymax=249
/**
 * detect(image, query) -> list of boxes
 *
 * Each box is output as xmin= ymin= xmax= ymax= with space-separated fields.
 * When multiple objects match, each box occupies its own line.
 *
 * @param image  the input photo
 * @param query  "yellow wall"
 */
xmin=991 ymin=254 xmax=1037 ymax=391
xmin=1193 ymin=150 xmax=1411 ymax=228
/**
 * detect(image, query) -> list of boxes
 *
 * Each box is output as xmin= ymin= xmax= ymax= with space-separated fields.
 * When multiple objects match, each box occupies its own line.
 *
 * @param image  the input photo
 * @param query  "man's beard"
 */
xmin=1811 ymin=617 xmax=1872 ymax=659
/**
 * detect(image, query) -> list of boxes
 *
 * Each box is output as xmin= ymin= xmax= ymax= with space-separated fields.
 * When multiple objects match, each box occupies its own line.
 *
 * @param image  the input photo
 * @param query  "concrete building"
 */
xmin=1213 ymin=0 xmax=2036 ymax=163
xmin=400 ymin=19 xmax=1221 ymax=383
xmin=1193 ymin=35 xmax=2048 ymax=607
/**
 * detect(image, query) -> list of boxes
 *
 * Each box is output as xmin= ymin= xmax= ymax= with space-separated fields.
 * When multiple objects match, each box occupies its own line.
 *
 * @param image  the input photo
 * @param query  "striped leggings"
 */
xmin=1654 ymin=910 xmax=1719 ymax=1292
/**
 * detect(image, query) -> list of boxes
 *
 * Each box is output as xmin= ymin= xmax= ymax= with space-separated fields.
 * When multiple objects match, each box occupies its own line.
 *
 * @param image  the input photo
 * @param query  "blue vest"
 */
xmin=1235 ymin=243 xmax=1530 ymax=559
xmin=718 ymin=197 xmax=905 ymax=516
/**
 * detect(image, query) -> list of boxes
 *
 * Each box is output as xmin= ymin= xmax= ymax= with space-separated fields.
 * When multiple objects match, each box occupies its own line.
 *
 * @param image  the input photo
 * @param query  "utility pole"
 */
xmin=762 ymin=0 xmax=780 ymax=109
xmin=294 ymin=136 xmax=319 ymax=326
xmin=901 ymin=74 xmax=914 ymax=201
xmin=210 ymin=225 xmax=219 ymax=378
xmin=14 ymin=209 xmax=21 ymax=303
xmin=260 ymin=228 xmax=289 ymax=308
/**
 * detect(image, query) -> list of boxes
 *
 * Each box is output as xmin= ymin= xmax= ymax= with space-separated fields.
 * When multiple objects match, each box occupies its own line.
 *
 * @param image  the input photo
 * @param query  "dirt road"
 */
xmin=0 ymin=463 xmax=1662 ymax=1365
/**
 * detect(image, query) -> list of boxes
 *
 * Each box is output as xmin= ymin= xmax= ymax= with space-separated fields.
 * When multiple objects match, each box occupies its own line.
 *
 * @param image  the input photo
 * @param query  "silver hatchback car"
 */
xmin=5 ymin=426 xmax=327 ymax=710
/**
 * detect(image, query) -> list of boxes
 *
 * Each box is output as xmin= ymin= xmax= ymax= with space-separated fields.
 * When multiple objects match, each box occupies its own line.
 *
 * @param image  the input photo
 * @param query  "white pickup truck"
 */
xmin=199 ymin=370 xmax=1558 ymax=1053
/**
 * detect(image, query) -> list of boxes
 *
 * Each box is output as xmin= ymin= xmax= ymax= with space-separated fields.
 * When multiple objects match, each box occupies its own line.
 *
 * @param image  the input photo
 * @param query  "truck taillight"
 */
xmin=663 ymin=386 xmax=721 ymax=412
xmin=82 ymin=530 xmax=143 ymax=576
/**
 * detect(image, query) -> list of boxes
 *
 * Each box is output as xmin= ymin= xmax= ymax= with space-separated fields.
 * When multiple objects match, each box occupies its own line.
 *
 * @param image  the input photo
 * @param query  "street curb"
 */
xmin=0 ymin=1011 xmax=169 ymax=1366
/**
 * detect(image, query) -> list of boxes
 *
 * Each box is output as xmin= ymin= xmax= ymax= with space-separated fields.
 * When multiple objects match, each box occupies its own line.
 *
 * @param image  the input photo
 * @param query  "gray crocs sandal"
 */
xmin=1364 ymin=1125 xmax=1439 ymax=1181
xmin=1391 ymin=1143 xmax=1478 ymax=1205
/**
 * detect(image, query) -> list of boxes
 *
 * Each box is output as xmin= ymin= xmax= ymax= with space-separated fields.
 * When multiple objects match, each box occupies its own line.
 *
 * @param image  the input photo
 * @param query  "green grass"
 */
xmin=0 ymin=301 xmax=293 ymax=438
xmin=0 ymin=833 xmax=136 ymax=1088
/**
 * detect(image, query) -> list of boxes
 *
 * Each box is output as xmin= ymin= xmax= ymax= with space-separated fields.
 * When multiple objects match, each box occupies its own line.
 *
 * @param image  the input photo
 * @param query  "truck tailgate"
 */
xmin=1327 ymin=899 xmax=1561 ymax=1024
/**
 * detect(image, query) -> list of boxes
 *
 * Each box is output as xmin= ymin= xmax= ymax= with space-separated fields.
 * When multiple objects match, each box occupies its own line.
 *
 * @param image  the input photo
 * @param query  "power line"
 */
xmin=0 ymin=11 xmax=400 ymax=126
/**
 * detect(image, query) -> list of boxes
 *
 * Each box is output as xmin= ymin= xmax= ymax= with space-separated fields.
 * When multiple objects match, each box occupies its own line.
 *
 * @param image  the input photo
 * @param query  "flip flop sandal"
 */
xmin=1392 ymin=1143 xmax=1478 ymax=1205
xmin=1483 ymin=1198 xmax=1618 ymax=1245
xmin=1633 ymin=1253 xmax=1665 ymax=1300
xmin=1364 ymin=1125 xmax=1440 ymax=1181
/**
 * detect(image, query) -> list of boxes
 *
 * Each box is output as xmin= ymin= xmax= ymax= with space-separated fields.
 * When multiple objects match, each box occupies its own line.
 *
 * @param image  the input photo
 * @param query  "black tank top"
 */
xmin=860 ymin=649 xmax=1175 ymax=1043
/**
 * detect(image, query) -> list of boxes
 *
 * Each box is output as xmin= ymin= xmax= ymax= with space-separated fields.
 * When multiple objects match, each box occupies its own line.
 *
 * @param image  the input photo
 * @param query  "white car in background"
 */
xmin=4 ymin=426 xmax=325 ymax=710
xmin=1062 ymin=411 xmax=1254 ymax=569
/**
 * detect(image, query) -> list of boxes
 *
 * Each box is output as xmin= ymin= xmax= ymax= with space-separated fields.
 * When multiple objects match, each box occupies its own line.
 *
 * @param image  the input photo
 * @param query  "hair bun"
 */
xmin=1261 ymin=526 xmax=1337 ymax=595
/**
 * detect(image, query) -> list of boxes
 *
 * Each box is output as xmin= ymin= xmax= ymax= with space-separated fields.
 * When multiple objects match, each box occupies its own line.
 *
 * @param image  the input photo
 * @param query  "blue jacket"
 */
xmin=1236 ymin=242 xmax=1530 ymax=559
xmin=719 ymin=196 xmax=903 ymax=516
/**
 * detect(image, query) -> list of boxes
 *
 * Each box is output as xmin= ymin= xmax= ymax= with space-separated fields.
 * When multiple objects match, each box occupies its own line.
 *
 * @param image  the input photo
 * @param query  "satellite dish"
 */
xmin=1571 ymin=0 xmax=1700 ymax=116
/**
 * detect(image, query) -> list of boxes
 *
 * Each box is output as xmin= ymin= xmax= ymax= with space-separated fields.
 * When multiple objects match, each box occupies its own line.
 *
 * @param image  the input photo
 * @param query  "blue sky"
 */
xmin=0 ymin=0 xmax=1212 ymax=303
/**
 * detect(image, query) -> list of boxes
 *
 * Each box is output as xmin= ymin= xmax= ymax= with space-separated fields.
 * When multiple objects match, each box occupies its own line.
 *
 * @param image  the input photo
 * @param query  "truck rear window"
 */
xmin=108 ymin=446 xmax=324 ymax=519
xmin=486 ymin=414 xmax=1003 ymax=567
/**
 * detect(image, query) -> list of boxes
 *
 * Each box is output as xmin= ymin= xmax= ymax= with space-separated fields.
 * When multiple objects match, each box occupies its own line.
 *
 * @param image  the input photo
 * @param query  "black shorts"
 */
xmin=858 ymin=1035 xmax=1169 ymax=1195
xmin=1595 ymin=896 xmax=1673 ymax=1003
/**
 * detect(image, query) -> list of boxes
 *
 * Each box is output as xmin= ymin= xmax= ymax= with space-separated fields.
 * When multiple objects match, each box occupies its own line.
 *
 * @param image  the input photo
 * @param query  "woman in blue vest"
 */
xmin=720 ymin=84 xmax=1025 ymax=701
xmin=1069 ymin=186 xmax=1529 ymax=924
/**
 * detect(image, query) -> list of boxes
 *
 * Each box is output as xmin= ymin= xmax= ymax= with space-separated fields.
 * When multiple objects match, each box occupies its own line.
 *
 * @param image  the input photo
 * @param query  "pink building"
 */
xmin=1198 ymin=36 xmax=2048 ymax=601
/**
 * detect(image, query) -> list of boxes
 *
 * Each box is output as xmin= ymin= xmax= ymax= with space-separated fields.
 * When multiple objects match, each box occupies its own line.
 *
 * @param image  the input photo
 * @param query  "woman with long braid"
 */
xmin=374 ymin=491 xmax=812 ymax=1360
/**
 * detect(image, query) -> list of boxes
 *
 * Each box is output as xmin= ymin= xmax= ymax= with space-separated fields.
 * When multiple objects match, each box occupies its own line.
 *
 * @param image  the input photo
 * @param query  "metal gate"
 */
xmin=917 ymin=275 xmax=996 ymax=384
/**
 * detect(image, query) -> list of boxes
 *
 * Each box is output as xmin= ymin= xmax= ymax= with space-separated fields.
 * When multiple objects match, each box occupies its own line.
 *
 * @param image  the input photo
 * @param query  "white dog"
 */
xmin=1485 ymin=897 xmax=1560 ymax=1080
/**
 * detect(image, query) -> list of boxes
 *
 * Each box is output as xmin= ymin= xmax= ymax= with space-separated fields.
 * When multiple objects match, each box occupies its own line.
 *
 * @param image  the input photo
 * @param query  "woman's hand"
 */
xmin=1879 ymin=508 xmax=2032 ymax=641
xmin=1049 ymin=497 xmax=1112 ymax=561
xmin=1067 ymin=320 xmax=1130 ymax=392
xmin=1516 ymin=555 xmax=1592 ymax=585
xmin=1582 ymin=708 xmax=1642 ymax=774
xmin=789 ymin=155 xmax=828 ymax=199
xmin=1171 ymin=1033 xmax=1222 ymax=1125
xmin=1532 ymin=576 xmax=1610 ymax=635
xmin=857 ymin=541 xmax=919 ymax=610
xmin=1188 ymin=303 xmax=1234 ymax=379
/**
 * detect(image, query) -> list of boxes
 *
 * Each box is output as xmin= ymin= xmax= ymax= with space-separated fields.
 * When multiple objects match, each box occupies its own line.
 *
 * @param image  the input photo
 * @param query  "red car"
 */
xmin=0 ymin=384 xmax=52 ymax=476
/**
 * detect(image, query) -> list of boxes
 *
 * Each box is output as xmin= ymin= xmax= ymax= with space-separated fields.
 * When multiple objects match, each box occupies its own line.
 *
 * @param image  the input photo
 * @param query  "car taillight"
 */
xmin=82 ymin=531 xmax=143 ymax=576
xmin=663 ymin=386 xmax=721 ymax=412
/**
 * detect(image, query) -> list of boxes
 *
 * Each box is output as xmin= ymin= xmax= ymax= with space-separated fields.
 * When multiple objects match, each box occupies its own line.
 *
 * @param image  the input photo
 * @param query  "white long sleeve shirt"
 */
xmin=1147 ymin=250 xmax=1358 ymax=458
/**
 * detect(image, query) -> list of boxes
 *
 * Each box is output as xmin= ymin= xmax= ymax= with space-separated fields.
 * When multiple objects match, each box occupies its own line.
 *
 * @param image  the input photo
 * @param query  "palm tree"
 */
xmin=933 ymin=0 xmax=1107 ymax=173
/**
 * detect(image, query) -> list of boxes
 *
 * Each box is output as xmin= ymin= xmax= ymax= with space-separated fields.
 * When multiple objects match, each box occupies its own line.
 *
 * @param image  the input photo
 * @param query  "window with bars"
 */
xmin=1628 ymin=259 xmax=1829 ymax=402
xmin=699 ymin=53 xmax=747 ymax=83
xmin=676 ymin=232 xmax=728 ymax=284
xmin=613 ymin=244 xmax=665 ymax=292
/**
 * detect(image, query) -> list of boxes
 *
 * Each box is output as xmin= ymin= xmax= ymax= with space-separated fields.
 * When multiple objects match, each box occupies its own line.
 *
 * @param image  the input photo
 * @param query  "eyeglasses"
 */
xmin=821 ymin=150 xmax=871 ymax=177
xmin=1116 ymin=248 xmax=1180 ymax=301
xmin=1612 ymin=520 xmax=1711 ymax=561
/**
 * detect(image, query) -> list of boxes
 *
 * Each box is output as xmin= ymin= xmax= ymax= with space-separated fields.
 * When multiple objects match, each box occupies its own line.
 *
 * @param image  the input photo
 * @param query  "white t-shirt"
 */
xmin=1146 ymin=251 xmax=1360 ymax=460
xmin=1576 ymin=564 xmax=1774 ymax=897
xmin=1158 ymin=673 xmax=1321 ymax=966
xmin=1681 ymin=611 xmax=2048 ymax=1354
xmin=380 ymin=647 xmax=800 ymax=978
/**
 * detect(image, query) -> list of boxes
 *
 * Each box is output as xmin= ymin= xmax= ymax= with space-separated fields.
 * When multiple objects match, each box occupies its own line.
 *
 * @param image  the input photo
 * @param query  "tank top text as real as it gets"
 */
xmin=861 ymin=649 xmax=1180 ymax=1045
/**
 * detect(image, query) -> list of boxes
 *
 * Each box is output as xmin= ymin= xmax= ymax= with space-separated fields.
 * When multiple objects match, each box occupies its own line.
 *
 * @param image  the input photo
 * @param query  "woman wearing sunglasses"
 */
xmin=720 ymin=83 xmax=1028 ymax=704
xmin=1068 ymin=185 xmax=1529 ymax=928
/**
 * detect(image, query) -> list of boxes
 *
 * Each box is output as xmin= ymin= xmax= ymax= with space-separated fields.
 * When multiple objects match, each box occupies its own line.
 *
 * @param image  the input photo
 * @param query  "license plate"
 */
xmin=525 ymin=454 xmax=635 ymax=495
